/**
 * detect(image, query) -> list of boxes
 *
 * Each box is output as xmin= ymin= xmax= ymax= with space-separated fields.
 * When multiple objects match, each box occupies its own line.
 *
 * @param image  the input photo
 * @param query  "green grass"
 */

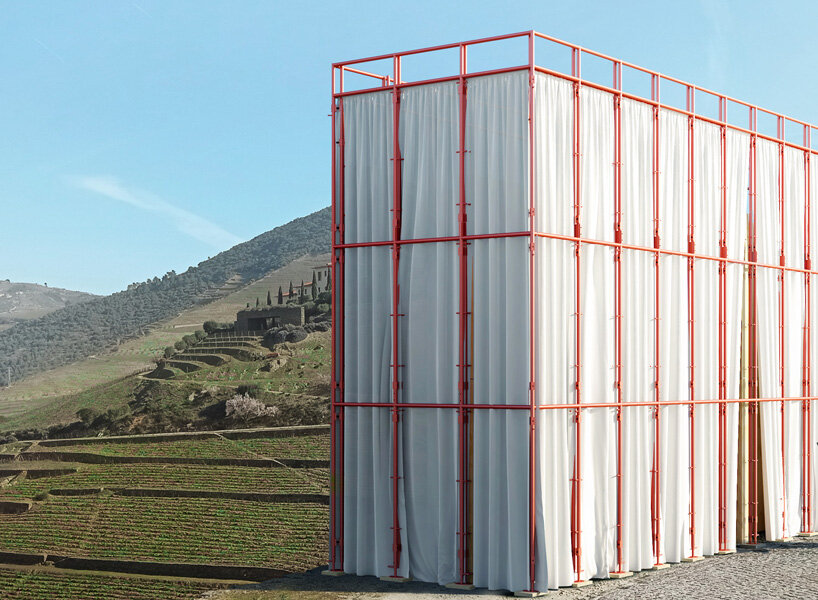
xmin=0 ymin=496 xmax=328 ymax=570
xmin=0 ymin=567 xmax=215 ymax=600
xmin=0 ymin=464 xmax=329 ymax=498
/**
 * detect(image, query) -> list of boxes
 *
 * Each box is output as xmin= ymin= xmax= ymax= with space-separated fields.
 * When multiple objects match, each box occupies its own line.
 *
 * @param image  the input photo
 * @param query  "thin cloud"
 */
xmin=699 ymin=0 xmax=729 ymax=86
xmin=71 ymin=176 xmax=243 ymax=249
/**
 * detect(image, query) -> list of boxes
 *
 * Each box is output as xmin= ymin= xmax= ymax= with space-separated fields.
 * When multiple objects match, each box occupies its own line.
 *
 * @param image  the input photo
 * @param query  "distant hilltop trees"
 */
xmin=0 ymin=207 xmax=330 ymax=385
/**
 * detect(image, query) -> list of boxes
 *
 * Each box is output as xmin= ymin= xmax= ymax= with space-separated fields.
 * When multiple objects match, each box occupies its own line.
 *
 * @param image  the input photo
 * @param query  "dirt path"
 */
xmin=206 ymin=538 xmax=818 ymax=599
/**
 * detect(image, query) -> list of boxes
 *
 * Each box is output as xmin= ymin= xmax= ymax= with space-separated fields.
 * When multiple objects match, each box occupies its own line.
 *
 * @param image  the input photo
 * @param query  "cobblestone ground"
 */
xmin=213 ymin=538 xmax=818 ymax=600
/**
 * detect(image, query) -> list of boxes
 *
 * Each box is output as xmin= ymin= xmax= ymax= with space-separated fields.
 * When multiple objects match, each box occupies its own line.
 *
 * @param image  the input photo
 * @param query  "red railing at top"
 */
xmin=332 ymin=30 xmax=818 ymax=155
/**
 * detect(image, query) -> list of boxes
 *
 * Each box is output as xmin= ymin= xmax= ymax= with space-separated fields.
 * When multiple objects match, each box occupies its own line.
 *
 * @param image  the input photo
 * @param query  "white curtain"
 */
xmin=466 ymin=71 xmax=531 ymax=592
xmin=657 ymin=108 xmax=692 ymax=563
xmin=724 ymin=129 xmax=750 ymax=549
xmin=397 ymin=81 xmax=460 ymax=584
xmin=576 ymin=85 xmax=617 ymax=580
xmin=343 ymin=91 xmax=393 ymax=244
xmin=533 ymin=72 xmax=575 ymax=591
xmin=758 ymin=140 xmax=807 ymax=540
xmin=691 ymin=121 xmax=721 ymax=556
xmin=621 ymin=98 xmax=660 ymax=571
xmin=338 ymin=70 xmax=781 ymax=593
xmin=342 ymin=90 xmax=406 ymax=578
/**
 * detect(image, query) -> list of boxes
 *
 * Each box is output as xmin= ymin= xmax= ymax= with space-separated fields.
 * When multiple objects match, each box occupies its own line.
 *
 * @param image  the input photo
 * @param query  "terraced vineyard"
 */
xmin=0 ymin=427 xmax=331 ymax=598
xmin=0 ymin=464 xmax=329 ymax=498
xmin=62 ymin=433 xmax=330 ymax=461
xmin=0 ymin=496 xmax=327 ymax=570
xmin=0 ymin=567 xmax=216 ymax=600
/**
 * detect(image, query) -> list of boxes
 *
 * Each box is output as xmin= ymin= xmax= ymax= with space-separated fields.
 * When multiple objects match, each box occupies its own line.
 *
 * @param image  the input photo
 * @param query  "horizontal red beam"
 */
xmin=335 ymin=396 xmax=818 ymax=410
xmin=335 ymin=230 xmax=818 ymax=277
xmin=332 ymin=30 xmax=532 ymax=68
xmin=333 ymin=29 xmax=817 ymax=142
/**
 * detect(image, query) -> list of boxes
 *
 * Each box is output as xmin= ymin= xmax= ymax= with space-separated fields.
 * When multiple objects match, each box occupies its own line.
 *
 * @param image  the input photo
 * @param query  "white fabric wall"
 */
xmin=691 ymin=121 xmax=721 ymax=556
xmin=342 ymin=90 xmax=407 ymax=578
xmin=724 ymin=129 xmax=750 ymax=549
xmin=757 ymin=140 xmax=808 ymax=540
xmin=576 ymin=85 xmax=617 ymax=580
xmin=533 ymin=72 xmax=575 ymax=591
xmin=339 ymin=70 xmax=804 ymax=593
xmin=397 ymin=81 xmax=460 ymax=584
xmin=343 ymin=92 xmax=393 ymax=244
xmin=620 ymin=98 xmax=658 ymax=571
xmin=466 ymin=71 xmax=531 ymax=592
xmin=657 ymin=108 xmax=692 ymax=563
xmin=782 ymin=146 xmax=805 ymax=539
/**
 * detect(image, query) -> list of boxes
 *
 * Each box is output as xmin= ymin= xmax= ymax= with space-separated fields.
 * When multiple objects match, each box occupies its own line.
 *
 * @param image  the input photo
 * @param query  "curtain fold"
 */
xmin=342 ymin=90 xmax=405 ymax=578
xmin=657 ymin=108 xmax=692 ymax=563
xmin=534 ymin=72 xmax=575 ymax=590
xmin=621 ymin=98 xmax=659 ymax=571
xmin=467 ymin=71 xmax=531 ymax=592
xmin=397 ymin=81 xmax=460 ymax=584
xmin=576 ymin=84 xmax=617 ymax=579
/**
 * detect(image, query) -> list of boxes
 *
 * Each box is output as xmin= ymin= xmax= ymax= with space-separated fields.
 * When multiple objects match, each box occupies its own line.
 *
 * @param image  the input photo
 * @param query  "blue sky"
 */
xmin=1 ymin=0 xmax=815 ymax=294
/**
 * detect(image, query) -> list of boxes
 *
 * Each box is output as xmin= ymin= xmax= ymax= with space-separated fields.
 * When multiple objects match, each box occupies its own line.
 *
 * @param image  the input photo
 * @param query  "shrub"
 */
xmin=225 ymin=393 xmax=279 ymax=423
xmin=182 ymin=334 xmax=197 ymax=346
xmin=174 ymin=340 xmax=186 ymax=351
xmin=194 ymin=330 xmax=207 ymax=341
xmin=203 ymin=320 xmax=219 ymax=334
xmin=163 ymin=346 xmax=175 ymax=358
xmin=76 ymin=408 xmax=100 ymax=426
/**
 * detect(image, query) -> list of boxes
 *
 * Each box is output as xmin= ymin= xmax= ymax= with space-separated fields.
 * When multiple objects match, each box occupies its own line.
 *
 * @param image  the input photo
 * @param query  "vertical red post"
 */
xmin=801 ymin=125 xmax=812 ymax=534
xmin=612 ymin=60 xmax=626 ymax=576
xmin=748 ymin=106 xmax=760 ymax=545
xmin=329 ymin=66 xmax=340 ymax=573
xmin=717 ymin=96 xmax=728 ymax=552
xmin=328 ymin=66 xmax=347 ymax=573
xmin=686 ymin=85 xmax=700 ymax=559
xmin=650 ymin=73 xmax=663 ymax=568
xmin=525 ymin=30 xmax=539 ymax=594
xmin=389 ymin=55 xmax=404 ymax=577
xmin=455 ymin=43 xmax=472 ymax=586
xmin=570 ymin=46 xmax=585 ymax=586
xmin=778 ymin=116 xmax=788 ymax=539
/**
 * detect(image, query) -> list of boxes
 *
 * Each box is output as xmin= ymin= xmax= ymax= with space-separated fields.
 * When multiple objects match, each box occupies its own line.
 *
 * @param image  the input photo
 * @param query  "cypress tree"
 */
xmin=311 ymin=272 xmax=318 ymax=300
xmin=267 ymin=290 xmax=272 ymax=305
xmin=256 ymin=297 xmax=260 ymax=307
xmin=277 ymin=286 xmax=283 ymax=304
xmin=289 ymin=281 xmax=294 ymax=300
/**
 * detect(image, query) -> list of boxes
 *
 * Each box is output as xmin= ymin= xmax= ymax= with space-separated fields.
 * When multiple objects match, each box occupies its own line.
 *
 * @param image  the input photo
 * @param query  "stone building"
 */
xmin=235 ymin=305 xmax=304 ymax=332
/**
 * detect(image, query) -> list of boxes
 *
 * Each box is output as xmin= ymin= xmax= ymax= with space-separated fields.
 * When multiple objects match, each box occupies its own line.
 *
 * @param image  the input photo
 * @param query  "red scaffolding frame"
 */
xmin=330 ymin=30 xmax=818 ymax=592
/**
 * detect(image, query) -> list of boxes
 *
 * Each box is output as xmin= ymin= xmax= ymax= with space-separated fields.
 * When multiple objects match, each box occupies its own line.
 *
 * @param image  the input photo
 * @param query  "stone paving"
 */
xmin=210 ymin=538 xmax=818 ymax=600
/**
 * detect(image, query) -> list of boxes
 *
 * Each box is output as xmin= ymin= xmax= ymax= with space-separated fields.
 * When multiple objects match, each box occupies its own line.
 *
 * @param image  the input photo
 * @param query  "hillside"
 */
xmin=0 ymin=281 xmax=96 ymax=333
xmin=0 ymin=254 xmax=330 ymax=426
xmin=0 ymin=207 xmax=330 ymax=386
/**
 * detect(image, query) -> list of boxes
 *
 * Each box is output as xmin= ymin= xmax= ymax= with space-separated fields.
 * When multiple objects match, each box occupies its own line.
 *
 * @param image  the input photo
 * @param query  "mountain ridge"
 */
xmin=0 ymin=207 xmax=331 ymax=384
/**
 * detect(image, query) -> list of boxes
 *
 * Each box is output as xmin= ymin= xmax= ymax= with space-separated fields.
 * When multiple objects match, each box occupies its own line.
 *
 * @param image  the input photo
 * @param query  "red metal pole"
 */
xmin=686 ymin=85 xmax=700 ymax=560
xmin=525 ymin=31 xmax=539 ymax=594
xmin=748 ymin=106 xmax=760 ymax=545
xmin=331 ymin=68 xmax=348 ymax=571
xmin=612 ymin=60 xmax=626 ymax=576
xmin=329 ymin=66 xmax=340 ymax=573
xmin=455 ymin=43 xmax=472 ymax=586
xmin=389 ymin=55 xmax=404 ymax=577
xmin=651 ymin=73 xmax=663 ymax=568
xmin=802 ymin=124 xmax=813 ymax=535
xmin=717 ymin=97 xmax=728 ymax=552
xmin=571 ymin=46 xmax=585 ymax=586
xmin=778 ymin=116 xmax=788 ymax=539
